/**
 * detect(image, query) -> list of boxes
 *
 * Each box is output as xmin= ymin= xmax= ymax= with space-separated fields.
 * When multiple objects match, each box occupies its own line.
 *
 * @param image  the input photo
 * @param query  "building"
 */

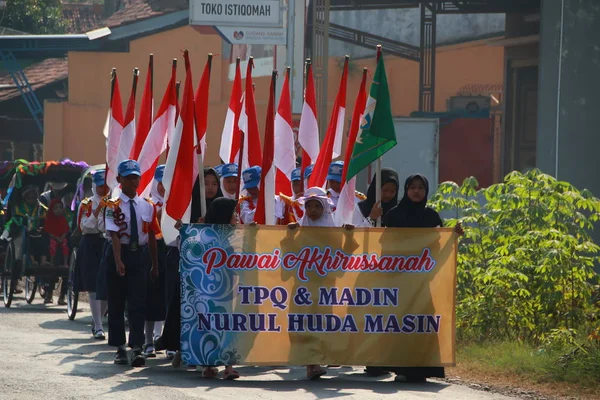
xmin=38 ymin=1 xmax=504 ymax=169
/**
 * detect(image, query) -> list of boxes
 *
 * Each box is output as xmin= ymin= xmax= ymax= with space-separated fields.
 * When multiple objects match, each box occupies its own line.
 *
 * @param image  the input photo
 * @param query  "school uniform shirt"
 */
xmin=104 ymin=193 xmax=161 ymax=245
xmin=327 ymin=188 xmax=366 ymax=211
xmin=78 ymin=195 xmax=109 ymax=235
xmin=275 ymin=194 xmax=304 ymax=225
xmin=239 ymin=196 xmax=258 ymax=224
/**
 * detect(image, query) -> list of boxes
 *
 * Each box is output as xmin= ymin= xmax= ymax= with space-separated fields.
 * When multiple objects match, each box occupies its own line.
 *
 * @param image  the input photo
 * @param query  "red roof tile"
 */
xmin=103 ymin=0 xmax=188 ymax=29
xmin=62 ymin=3 xmax=104 ymax=34
xmin=0 ymin=58 xmax=68 ymax=103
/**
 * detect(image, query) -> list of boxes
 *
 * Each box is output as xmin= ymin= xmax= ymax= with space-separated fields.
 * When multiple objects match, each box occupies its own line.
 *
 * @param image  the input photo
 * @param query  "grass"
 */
xmin=450 ymin=340 xmax=600 ymax=399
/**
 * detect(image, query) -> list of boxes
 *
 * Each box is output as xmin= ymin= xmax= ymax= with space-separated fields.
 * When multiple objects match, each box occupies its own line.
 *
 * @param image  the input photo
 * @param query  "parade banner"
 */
xmin=179 ymin=225 xmax=457 ymax=367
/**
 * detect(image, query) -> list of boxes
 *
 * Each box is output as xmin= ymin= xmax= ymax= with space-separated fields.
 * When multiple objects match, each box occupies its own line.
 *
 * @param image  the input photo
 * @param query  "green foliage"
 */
xmin=4 ymin=0 xmax=68 ymax=35
xmin=429 ymin=169 xmax=600 ymax=343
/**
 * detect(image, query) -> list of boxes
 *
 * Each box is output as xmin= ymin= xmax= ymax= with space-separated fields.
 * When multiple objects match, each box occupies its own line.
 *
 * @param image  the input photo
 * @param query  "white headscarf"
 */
xmin=150 ymin=179 xmax=164 ymax=210
xmin=298 ymin=187 xmax=335 ymax=227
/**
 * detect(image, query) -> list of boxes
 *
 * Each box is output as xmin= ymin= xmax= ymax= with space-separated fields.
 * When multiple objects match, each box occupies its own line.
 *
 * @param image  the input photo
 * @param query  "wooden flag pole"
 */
xmin=375 ymin=45 xmax=383 ymax=227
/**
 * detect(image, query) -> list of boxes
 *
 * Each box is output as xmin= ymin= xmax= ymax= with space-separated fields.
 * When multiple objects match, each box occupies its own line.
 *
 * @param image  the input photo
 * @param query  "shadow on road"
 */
xmin=66 ymin=360 xmax=447 ymax=398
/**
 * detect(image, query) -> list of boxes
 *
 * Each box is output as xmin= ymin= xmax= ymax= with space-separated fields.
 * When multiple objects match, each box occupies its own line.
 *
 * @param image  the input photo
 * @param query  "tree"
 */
xmin=3 ymin=0 xmax=68 ymax=35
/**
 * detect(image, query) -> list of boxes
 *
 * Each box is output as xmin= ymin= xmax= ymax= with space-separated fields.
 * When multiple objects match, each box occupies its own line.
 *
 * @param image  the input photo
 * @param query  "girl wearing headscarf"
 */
xmin=366 ymin=173 xmax=462 ymax=381
xmin=143 ymin=165 xmax=168 ymax=358
xmin=198 ymin=197 xmax=241 ymax=380
xmin=75 ymin=169 xmax=110 ymax=338
xmin=287 ymin=187 xmax=353 ymax=379
xmin=358 ymin=168 xmax=400 ymax=225
xmin=157 ymin=167 xmax=224 ymax=363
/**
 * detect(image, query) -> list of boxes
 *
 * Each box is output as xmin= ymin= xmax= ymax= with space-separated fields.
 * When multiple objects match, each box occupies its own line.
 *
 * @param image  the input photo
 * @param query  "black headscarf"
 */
xmin=204 ymin=198 xmax=237 ymax=224
xmin=382 ymin=174 xmax=443 ymax=228
xmin=358 ymin=168 xmax=399 ymax=218
xmin=191 ymin=168 xmax=224 ymax=222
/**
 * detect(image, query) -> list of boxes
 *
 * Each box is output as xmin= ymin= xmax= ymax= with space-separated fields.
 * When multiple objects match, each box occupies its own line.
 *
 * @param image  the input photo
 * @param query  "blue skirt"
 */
xmin=145 ymin=239 xmax=167 ymax=321
xmin=95 ymin=241 xmax=111 ymax=301
xmin=74 ymin=234 xmax=106 ymax=293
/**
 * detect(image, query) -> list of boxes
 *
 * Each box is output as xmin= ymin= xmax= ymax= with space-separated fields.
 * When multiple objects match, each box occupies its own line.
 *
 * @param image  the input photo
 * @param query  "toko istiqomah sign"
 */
xmin=190 ymin=0 xmax=283 ymax=28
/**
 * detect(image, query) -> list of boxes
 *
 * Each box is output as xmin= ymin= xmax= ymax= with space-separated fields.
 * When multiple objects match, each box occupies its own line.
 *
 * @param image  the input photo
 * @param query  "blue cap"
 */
xmin=154 ymin=165 xmax=165 ymax=182
xmin=221 ymin=163 xmax=239 ymax=179
xmin=92 ymin=169 xmax=106 ymax=186
xmin=117 ymin=159 xmax=141 ymax=177
xmin=326 ymin=161 xmax=344 ymax=183
xmin=291 ymin=167 xmax=302 ymax=182
xmin=304 ymin=164 xmax=315 ymax=180
xmin=242 ymin=166 xmax=262 ymax=190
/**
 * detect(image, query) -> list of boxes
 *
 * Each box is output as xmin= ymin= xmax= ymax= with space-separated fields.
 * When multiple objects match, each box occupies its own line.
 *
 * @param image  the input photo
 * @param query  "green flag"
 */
xmin=346 ymin=56 xmax=397 ymax=181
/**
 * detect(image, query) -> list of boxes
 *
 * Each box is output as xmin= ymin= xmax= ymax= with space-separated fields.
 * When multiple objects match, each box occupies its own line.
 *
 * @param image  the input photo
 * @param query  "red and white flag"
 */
xmin=117 ymin=69 xmax=138 ymax=166
xmin=238 ymin=57 xmax=262 ymax=172
xmin=274 ymin=68 xmax=295 ymax=197
xmin=219 ymin=59 xmax=243 ymax=163
xmin=298 ymin=62 xmax=319 ymax=174
xmin=334 ymin=68 xmax=368 ymax=227
xmin=104 ymin=69 xmax=124 ymax=190
xmin=194 ymin=54 xmax=213 ymax=159
xmin=308 ymin=57 xmax=349 ymax=188
xmin=161 ymin=50 xmax=198 ymax=245
xmin=255 ymin=71 xmax=277 ymax=225
xmin=136 ymin=59 xmax=177 ymax=196
xmin=130 ymin=56 xmax=153 ymax=160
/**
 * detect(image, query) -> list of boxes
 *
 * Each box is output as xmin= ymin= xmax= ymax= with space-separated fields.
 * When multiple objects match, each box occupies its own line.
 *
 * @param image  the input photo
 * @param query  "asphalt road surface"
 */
xmin=0 ymin=297 xmax=515 ymax=400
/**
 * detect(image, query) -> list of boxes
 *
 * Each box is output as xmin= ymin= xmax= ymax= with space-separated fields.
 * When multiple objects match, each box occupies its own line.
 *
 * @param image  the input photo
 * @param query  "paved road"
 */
xmin=0 ymin=297 xmax=515 ymax=400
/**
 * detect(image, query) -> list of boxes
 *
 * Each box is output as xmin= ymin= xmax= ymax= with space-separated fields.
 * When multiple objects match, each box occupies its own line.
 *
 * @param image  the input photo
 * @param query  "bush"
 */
xmin=429 ymin=169 xmax=600 ymax=344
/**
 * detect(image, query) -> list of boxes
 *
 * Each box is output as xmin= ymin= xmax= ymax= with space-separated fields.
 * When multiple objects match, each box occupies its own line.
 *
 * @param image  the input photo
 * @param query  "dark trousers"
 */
xmin=106 ymin=244 xmax=149 ymax=349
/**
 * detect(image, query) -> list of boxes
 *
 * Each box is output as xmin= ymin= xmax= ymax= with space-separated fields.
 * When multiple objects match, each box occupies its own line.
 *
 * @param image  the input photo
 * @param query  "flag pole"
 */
xmin=235 ymin=131 xmax=245 ymax=200
xmin=197 ymin=53 xmax=213 ymax=219
xmin=375 ymin=45 xmax=383 ymax=227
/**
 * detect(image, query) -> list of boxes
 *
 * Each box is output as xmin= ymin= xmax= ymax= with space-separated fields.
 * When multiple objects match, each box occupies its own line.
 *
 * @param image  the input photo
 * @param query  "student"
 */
xmin=326 ymin=161 xmax=366 ymax=210
xmin=219 ymin=163 xmax=239 ymax=200
xmin=365 ymin=173 xmax=463 ymax=381
xmin=199 ymin=197 xmax=241 ymax=380
xmin=303 ymin=164 xmax=314 ymax=191
xmin=288 ymin=187 xmax=354 ymax=379
xmin=276 ymin=167 xmax=304 ymax=225
xmin=143 ymin=165 xmax=167 ymax=358
xmin=157 ymin=167 xmax=224 ymax=363
xmin=238 ymin=166 xmax=261 ymax=224
xmin=105 ymin=160 xmax=160 ymax=367
xmin=192 ymin=168 xmax=225 ymax=222
xmin=76 ymin=169 xmax=110 ymax=339
xmin=358 ymin=168 xmax=400 ymax=226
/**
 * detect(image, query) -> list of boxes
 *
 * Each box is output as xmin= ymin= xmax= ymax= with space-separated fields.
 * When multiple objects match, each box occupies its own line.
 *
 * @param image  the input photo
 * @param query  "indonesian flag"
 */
xmin=298 ymin=62 xmax=319 ymax=174
xmin=274 ymin=68 xmax=295 ymax=197
xmin=117 ymin=70 xmax=138 ymax=166
xmin=104 ymin=69 xmax=124 ymax=190
xmin=136 ymin=60 xmax=177 ymax=196
xmin=238 ymin=57 xmax=262 ymax=172
xmin=308 ymin=57 xmax=349 ymax=188
xmin=255 ymin=71 xmax=277 ymax=225
xmin=194 ymin=54 xmax=213 ymax=158
xmin=334 ymin=68 xmax=368 ymax=226
xmin=219 ymin=59 xmax=243 ymax=163
xmin=161 ymin=50 xmax=198 ymax=245
xmin=130 ymin=56 xmax=153 ymax=160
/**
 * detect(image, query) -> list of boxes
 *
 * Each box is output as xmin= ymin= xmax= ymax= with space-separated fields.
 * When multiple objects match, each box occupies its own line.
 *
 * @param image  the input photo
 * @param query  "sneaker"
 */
xmin=114 ymin=348 xmax=128 ymax=365
xmin=93 ymin=329 xmax=106 ymax=340
xmin=130 ymin=348 xmax=146 ymax=367
xmin=143 ymin=344 xmax=156 ymax=358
